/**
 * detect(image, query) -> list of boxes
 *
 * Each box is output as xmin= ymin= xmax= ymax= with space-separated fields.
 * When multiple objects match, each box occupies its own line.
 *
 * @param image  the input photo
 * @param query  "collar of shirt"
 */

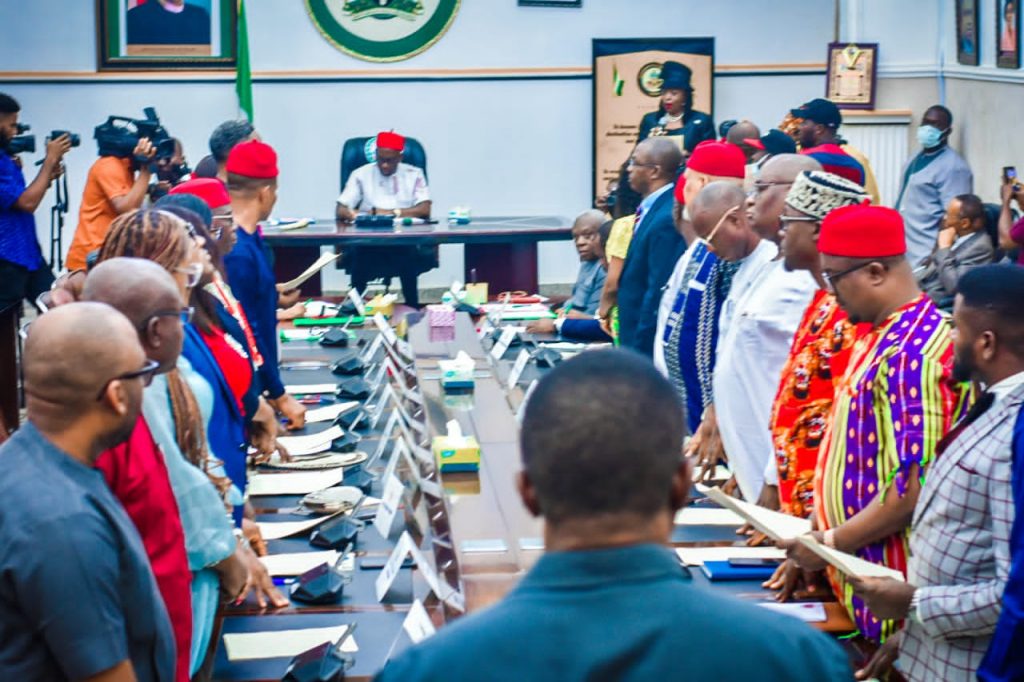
xmin=637 ymin=183 xmax=673 ymax=221
xmin=986 ymin=370 xmax=1024 ymax=404
xmin=514 ymin=543 xmax=687 ymax=592
xmin=950 ymin=231 xmax=980 ymax=251
xmin=16 ymin=421 xmax=105 ymax=488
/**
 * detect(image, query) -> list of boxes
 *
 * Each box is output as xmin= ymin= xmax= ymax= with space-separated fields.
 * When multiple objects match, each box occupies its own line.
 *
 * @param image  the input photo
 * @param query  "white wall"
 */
xmin=2 ymin=0 xmax=839 ymax=287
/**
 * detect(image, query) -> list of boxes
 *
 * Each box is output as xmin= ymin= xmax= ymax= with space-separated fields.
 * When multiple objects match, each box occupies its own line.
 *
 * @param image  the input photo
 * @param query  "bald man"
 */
xmin=725 ymin=119 xmax=762 ymax=165
xmin=746 ymin=154 xmax=821 ymax=244
xmin=0 ymin=303 xmax=175 ymax=682
xmin=616 ymin=137 xmax=685 ymax=354
xmin=84 ymin=258 xmax=244 ymax=682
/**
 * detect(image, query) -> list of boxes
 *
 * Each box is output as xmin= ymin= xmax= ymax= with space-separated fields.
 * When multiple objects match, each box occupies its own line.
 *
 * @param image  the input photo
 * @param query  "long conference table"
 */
xmin=263 ymin=216 xmax=573 ymax=297
xmin=210 ymin=309 xmax=890 ymax=681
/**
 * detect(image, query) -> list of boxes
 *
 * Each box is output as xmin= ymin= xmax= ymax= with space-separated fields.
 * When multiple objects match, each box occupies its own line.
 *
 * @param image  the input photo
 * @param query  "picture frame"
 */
xmin=825 ymin=42 xmax=878 ymax=110
xmin=997 ymin=0 xmax=1021 ymax=68
xmin=97 ymin=0 xmax=237 ymax=70
xmin=518 ymin=0 xmax=581 ymax=7
xmin=956 ymin=0 xmax=981 ymax=66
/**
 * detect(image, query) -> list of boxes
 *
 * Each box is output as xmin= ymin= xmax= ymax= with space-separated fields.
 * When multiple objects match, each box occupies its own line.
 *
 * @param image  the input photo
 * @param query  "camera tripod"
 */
xmin=48 ymin=172 xmax=68 ymax=271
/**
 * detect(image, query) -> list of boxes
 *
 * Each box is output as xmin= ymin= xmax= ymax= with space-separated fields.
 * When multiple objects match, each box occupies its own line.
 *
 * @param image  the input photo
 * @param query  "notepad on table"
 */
xmin=306 ymin=402 xmax=359 ymax=424
xmin=260 ymin=550 xmax=341 ymax=576
xmin=797 ymin=535 xmax=905 ymax=581
xmin=675 ymin=546 xmax=786 ymax=566
xmin=247 ymin=469 xmax=345 ymax=496
xmin=674 ymin=507 xmax=744 ymax=526
xmin=223 ymin=625 xmax=358 ymax=661
xmin=702 ymin=486 xmax=812 ymax=541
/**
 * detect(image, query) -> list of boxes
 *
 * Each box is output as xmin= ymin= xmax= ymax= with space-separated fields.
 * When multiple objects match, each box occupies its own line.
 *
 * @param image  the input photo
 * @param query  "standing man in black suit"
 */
xmin=614 ymin=137 xmax=684 ymax=355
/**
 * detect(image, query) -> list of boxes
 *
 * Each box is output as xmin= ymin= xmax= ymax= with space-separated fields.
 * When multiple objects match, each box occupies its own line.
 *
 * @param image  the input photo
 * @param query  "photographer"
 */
xmin=65 ymin=124 xmax=156 ymax=271
xmin=0 ymin=93 xmax=72 ymax=310
xmin=999 ymin=168 xmax=1024 ymax=264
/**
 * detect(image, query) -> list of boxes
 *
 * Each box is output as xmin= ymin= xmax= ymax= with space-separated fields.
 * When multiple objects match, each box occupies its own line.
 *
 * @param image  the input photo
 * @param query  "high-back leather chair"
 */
xmin=339 ymin=136 xmax=428 ymax=192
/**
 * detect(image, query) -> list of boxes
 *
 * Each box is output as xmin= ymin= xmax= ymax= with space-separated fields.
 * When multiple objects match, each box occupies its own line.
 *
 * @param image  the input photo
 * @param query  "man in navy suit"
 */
xmin=616 ymin=137 xmax=684 ymax=355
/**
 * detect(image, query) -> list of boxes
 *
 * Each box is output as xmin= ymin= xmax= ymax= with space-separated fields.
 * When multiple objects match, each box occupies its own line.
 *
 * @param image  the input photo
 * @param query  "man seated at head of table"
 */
xmin=526 ymin=209 xmax=613 ymax=342
xmin=375 ymin=349 xmax=852 ymax=682
xmin=0 ymin=302 xmax=176 ymax=682
xmin=335 ymin=130 xmax=433 ymax=307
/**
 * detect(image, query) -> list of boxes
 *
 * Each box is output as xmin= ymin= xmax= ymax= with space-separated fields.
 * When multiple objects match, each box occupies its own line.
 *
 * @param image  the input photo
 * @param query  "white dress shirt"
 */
xmin=988 ymin=370 xmax=1024 ymax=406
xmin=337 ymin=162 xmax=430 ymax=212
xmin=713 ymin=251 xmax=817 ymax=502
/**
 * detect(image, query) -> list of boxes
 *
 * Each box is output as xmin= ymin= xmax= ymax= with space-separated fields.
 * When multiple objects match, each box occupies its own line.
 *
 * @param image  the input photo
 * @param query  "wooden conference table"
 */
xmin=211 ymin=311 xmax=882 ymax=681
xmin=263 ymin=216 xmax=573 ymax=297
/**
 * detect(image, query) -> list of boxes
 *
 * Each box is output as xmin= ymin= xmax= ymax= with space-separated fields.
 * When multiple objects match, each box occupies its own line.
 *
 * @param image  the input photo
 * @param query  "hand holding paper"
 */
xmin=277 ymin=252 xmax=341 ymax=291
xmin=702 ymin=487 xmax=811 ymax=541
xmin=796 ymin=535 xmax=905 ymax=581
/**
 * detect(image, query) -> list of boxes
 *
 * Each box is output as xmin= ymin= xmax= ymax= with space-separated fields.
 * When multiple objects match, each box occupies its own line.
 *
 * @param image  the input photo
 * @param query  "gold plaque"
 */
xmin=826 ymin=42 xmax=878 ymax=110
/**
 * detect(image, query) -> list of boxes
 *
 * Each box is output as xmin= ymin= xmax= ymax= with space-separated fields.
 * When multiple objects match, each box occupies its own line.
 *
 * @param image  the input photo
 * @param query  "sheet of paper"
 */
xmin=402 ymin=599 xmax=437 ymax=644
xmin=306 ymin=402 xmax=359 ymax=424
xmin=675 ymin=546 xmax=785 ymax=566
xmin=223 ymin=625 xmax=357 ymax=661
xmin=277 ymin=252 xmax=341 ymax=291
xmin=257 ymin=511 xmax=345 ymax=540
xmin=275 ymin=426 xmax=345 ymax=457
xmin=248 ymin=469 xmax=346 ymax=496
xmin=673 ymin=507 xmax=744 ymax=526
xmin=703 ymin=486 xmax=812 ymax=541
xmin=285 ymin=383 xmax=338 ymax=395
xmin=797 ymin=535 xmax=906 ymax=581
xmin=260 ymin=550 xmax=339 ymax=576
xmin=507 ymin=348 xmax=530 ymax=390
xmin=757 ymin=601 xmax=827 ymax=623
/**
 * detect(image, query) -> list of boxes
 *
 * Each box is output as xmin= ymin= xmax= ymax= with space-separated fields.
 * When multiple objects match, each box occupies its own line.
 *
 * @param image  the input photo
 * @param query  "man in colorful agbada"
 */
xmin=783 ymin=203 xmax=970 ymax=644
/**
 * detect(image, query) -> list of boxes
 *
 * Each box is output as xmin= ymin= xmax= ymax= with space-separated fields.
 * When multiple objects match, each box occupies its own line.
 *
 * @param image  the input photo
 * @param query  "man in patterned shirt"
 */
xmin=849 ymin=264 xmax=1024 ymax=682
xmin=783 ymin=204 xmax=969 ymax=644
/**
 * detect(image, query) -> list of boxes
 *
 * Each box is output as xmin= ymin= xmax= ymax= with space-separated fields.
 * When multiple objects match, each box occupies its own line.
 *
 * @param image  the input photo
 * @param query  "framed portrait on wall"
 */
xmin=956 ymin=0 xmax=981 ymax=65
xmin=997 ymin=0 xmax=1021 ymax=68
xmin=98 ymin=0 xmax=237 ymax=70
xmin=826 ymin=43 xmax=878 ymax=109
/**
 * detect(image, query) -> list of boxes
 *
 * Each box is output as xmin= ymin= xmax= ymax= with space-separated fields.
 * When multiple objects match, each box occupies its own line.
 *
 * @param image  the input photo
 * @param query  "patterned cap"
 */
xmin=784 ymin=170 xmax=868 ymax=220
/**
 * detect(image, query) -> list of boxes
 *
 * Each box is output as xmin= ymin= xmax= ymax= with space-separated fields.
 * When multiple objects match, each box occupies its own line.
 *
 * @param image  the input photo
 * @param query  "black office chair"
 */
xmin=337 ymin=136 xmax=436 ymax=306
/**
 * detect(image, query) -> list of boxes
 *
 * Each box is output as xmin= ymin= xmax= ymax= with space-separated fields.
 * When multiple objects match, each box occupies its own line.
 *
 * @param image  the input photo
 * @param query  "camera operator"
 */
xmin=0 ymin=93 xmax=72 ymax=311
xmin=149 ymin=137 xmax=188 ymax=203
xmin=999 ymin=166 xmax=1024 ymax=265
xmin=65 ymin=131 xmax=156 ymax=271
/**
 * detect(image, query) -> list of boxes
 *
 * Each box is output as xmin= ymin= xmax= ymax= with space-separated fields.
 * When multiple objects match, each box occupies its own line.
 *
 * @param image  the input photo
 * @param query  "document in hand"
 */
xmin=797 ymin=535 xmax=905 ymax=581
xmin=702 ymin=486 xmax=812 ymax=541
xmin=277 ymin=252 xmax=341 ymax=291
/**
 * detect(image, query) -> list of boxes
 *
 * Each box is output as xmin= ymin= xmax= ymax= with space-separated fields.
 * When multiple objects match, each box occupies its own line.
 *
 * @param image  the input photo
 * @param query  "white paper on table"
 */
xmin=275 ymin=426 xmax=345 ymax=456
xmin=673 ymin=507 xmax=744 ymax=526
xmin=703 ymin=486 xmax=812 ymax=541
xmin=247 ymin=469 xmax=345 ymax=496
xmin=223 ymin=625 xmax=358 ymax=661
xmin=797 ymin=535 xmax=906 ymax=581
xmin=693 ymin=464 xmax=731 ymax=482
xmin=259 ymin=550 xmax=340 ymax=576
xmin=277 ymin=253 xmax=341 ymax=291
xmin=757 ymin=601 xmax=827 ymax=623
xmin=402 ymin=599 xmax=437 ymax=643
xmin=257 ymin=511 xmax=345 ymax=540
xmin=675 ymin=546 xmax=786 ymax=566
xmin=285 ymin=383 xmax=338 ymax=395
xmin=306 ymin=402 xmax=359 ymax=424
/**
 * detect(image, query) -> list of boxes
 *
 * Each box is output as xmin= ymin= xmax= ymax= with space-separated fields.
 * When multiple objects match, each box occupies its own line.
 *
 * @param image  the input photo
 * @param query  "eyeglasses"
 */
xmin=778 ymin=215 xmax=820 ymax=225
xmin=210 ymin=214 xmax=233 ymax=240
xmin=96 ymin=358 xmax=160 ymax=400
xmin=749 ymin=180 xmax=793 ymax=196
xmin=175 ymin=263 xmax=203 ymax=289
xmin=822 ymin=260 xmax=880 ymax=292
xmin=141 ymin=306 xmax=194 ymax=330
xmin=627 ymin=158 xmax=657 ymax=169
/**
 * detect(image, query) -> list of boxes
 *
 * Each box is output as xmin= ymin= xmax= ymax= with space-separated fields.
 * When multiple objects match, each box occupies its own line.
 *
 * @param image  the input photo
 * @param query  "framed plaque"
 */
xmin=997 ymin=0 xmax=1020 ymax=69
xmin=825 ymin=42 xmax=878 ymax=110
xmin=957 ymin=0 xmax=981 ymax=66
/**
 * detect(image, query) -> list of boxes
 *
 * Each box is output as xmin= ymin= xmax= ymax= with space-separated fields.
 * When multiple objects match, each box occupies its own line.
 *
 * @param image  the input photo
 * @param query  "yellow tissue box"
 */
xmin=365 ymin=295 xmax=395 ymax=318
xmin=432 ymin=435 xmax=481 ymax=473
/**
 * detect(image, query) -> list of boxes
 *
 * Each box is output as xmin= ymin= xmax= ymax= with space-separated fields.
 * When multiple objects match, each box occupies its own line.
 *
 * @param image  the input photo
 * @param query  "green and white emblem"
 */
xmin=305 ymin=0 xmax=461 ymax=63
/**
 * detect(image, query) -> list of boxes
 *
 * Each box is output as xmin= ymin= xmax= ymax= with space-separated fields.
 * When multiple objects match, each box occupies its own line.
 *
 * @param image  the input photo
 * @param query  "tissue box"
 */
xmin=432 ymin=435 xmax=481 ymax=473
xmin=427 ymin=304 xmax=456 ymax=327
xmin=438 ymin=358 xmax=474 ymax=390
xmin=364 ymin=295 xmax=394 ymax=318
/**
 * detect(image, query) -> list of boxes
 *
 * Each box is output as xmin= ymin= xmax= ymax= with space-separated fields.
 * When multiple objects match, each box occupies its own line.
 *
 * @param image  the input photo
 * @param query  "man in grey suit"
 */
xmin=850 ymin=264 xmax=1024 ymax=682
xmin=915 ymin=193 xmax=995 ymax=307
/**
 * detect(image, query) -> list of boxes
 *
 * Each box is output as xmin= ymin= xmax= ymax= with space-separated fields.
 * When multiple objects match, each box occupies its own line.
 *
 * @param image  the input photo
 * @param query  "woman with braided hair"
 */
xmin=97 ymin=208 xmax=287 ymax=676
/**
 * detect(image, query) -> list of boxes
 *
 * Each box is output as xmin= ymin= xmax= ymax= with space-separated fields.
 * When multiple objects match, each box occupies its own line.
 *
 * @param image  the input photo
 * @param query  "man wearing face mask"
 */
xmin=895 ymin=105 xmax=974 ymax=267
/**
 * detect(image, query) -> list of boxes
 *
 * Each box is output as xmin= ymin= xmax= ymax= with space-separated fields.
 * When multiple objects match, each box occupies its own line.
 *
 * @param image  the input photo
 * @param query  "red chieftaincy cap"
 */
xmin=225 ymin=140 xmax=279 ymax=179
xmin=686 ymin=141 xmax=746 ymax=179
xmin=818 ymin=204 xmax=906 ymax=258
xmin=673 ymin=173 xmax=687 ymax=205
xmin=168 ymin=178 xmax=231 ymax=209
xmin=376 ymin=131 xmax=405 ymax=152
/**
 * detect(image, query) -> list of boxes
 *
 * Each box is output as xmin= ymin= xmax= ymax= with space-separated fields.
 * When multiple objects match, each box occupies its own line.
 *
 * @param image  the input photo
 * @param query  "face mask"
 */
xmin=917 ymin=124 xmax=947 ymax=149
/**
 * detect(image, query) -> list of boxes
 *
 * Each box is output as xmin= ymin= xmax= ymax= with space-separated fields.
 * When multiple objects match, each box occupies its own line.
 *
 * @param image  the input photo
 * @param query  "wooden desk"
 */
xmin=263 ymin=216 xmax=572 ymax=296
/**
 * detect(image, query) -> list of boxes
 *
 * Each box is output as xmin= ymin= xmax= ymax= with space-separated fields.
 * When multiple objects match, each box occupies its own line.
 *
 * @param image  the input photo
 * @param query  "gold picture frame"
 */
xmin=825 ymin=42 xmax=878 ymax=110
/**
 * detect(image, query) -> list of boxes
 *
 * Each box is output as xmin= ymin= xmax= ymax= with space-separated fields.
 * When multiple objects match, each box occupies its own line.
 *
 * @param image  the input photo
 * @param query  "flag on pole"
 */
xmin=612 ymin=63 xmax=624 ymax=97
xmin=236 ymin=0 xmax=253 ymax=122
